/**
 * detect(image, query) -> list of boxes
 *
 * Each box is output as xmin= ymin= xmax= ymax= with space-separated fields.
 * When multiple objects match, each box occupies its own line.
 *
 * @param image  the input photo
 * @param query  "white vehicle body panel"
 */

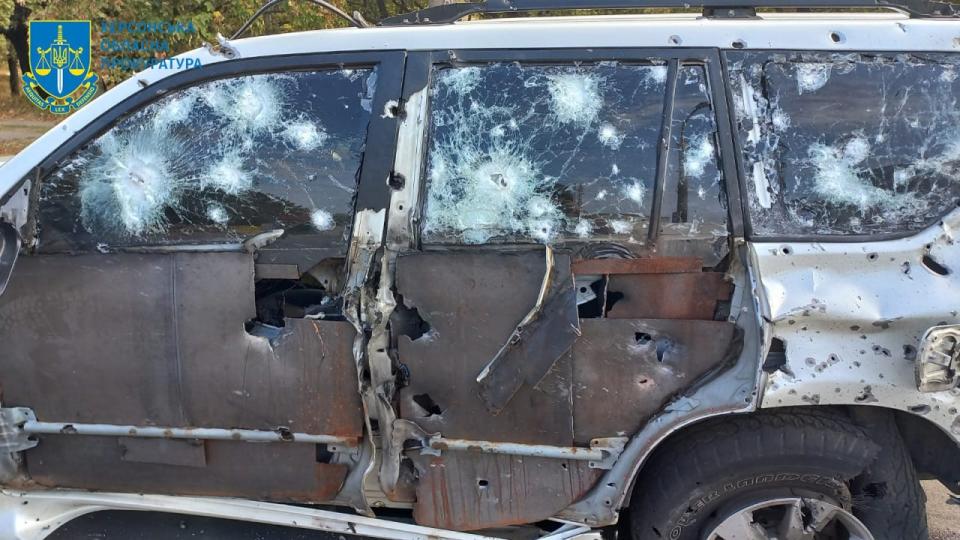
xmin=754 ymin=210 xmax=960 ymax=438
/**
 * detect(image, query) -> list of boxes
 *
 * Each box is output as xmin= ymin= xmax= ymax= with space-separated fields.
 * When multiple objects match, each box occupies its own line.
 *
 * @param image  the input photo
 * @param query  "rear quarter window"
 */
xmin=727 ymin=51 xmax=960 ymax=237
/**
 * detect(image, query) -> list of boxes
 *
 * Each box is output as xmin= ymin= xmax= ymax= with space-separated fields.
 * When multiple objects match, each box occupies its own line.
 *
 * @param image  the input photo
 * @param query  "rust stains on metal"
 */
xmin=409 ymin=452 xmax=601 ymax=531
xmin=571 ymin=256 xmax=703 ymax=275
xmin=606 ymin=272 xmax=733 ymax=320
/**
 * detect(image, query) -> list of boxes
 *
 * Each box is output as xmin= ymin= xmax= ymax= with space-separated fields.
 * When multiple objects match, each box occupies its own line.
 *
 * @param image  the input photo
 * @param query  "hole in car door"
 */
xmin=0 ymin=55 xmax=403 ymax=503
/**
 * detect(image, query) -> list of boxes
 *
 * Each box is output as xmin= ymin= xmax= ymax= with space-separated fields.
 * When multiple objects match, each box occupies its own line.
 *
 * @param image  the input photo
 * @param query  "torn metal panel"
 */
xmin=755 ymin=209 xmax=960 ymax=441
xmin=477 ymin=248 xmax=580 ymax=414
xmin=557 ymin=246 xmax=759 ymax=526
xmin=605 ymin=272 xmax=732 ymax=320
xmin=26 ymin=436 xmax=347 ymax=504
xmin=409 ymin=451 xmax=601 ymax=531
xmin=571 ymin=319 xmax=737 ymax=443
xmin=396 ymin=250 xmax=575 ymax=445
xmin=916 ymin=325 xmax=960 ymax=392
xmin=571 ymin=256 xmax=702 ymax=275
xmin=0 ymin=253 xmax=363 ymax=438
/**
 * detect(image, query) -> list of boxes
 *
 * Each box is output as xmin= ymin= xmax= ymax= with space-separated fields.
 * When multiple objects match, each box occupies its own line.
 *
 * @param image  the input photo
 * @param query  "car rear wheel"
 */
xmin=627 ymin=409 xmax=927 ymax=540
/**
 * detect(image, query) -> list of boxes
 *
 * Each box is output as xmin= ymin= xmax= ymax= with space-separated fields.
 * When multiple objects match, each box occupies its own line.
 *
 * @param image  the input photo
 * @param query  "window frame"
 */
xmin=407 ymin=47 xmax=743 ymax=248
xmin=721 ymin=48 xmax=960 ymax=243
xmin=32 ymin=51 xmax=406 ymax=251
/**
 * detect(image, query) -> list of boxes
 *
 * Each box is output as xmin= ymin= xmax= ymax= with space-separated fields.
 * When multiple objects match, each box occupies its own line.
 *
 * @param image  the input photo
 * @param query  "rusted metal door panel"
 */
xmin=0 ymin=252 xmax=362 ymax=500
xmin=0 ymin=253 xmax=363 ymax=437
xmin=0 ymin=254 xmax=184 ymax=426
xmin=395 ymin=250 xmax=575 ymax=445
xmin=409 ymin=452 xmax=601 ymax=531
xmin=571 ymin=318 xmax=737 ymax=443
xmin=26 ymin=435 xmax=347 ymax=503
xmin=605 ymin=272 xmax=733 ymax=320
xmin=571 ymin=256 xmax=703 ymax=275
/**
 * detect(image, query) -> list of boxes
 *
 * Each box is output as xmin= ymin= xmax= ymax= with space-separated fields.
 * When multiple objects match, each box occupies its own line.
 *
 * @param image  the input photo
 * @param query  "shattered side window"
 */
xmin=729 ymin=52 xmax=960 ymax=236
xmin=660 ymin=65 xmax=728 ymax=244
xmin=421 ymin=61 xmax=668 ymax=245
xmin=37 ymin=69 xmax=376 ymax=251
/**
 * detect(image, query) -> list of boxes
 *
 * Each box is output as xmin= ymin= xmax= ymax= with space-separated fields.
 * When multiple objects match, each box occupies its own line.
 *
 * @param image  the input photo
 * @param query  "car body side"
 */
xmin=0 ymin=11 xmax=959 ymax=535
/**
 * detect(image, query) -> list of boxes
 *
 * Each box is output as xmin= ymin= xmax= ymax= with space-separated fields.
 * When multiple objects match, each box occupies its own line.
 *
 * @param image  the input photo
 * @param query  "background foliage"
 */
xmin=0 ymin=0 xmax=431 ymax=94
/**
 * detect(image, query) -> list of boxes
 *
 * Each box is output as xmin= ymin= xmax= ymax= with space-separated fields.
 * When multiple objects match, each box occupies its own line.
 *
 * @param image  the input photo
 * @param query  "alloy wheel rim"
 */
xmin=705 ymin=497 xmax=875 ymax=540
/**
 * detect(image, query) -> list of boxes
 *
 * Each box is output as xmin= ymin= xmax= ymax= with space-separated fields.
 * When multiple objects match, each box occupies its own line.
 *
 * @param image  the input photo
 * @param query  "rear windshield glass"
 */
xmin=727 ymin=52 xmax=960 ymax=237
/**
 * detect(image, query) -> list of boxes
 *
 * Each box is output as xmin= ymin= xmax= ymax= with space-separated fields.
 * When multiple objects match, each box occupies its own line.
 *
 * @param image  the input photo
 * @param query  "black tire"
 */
xmin=628 ymin=408 xmax=928 ymax=540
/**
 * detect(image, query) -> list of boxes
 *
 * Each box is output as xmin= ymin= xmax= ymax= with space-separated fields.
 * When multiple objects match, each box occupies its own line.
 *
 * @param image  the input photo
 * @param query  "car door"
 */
xmin=0 ymin=51 xmax=403 ymax=503
xmin=387 ymin=48 xmax=742 ymax=530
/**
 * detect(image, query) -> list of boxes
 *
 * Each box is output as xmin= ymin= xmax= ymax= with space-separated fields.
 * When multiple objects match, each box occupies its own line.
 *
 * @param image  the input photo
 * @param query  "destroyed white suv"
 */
xmin=1 ymin=1 xmax=959 ymax=538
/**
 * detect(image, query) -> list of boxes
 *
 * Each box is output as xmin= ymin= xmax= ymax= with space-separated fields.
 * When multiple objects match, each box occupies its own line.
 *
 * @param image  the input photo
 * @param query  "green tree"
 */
xmin=0 ymin=0 xmax=433 ymax=93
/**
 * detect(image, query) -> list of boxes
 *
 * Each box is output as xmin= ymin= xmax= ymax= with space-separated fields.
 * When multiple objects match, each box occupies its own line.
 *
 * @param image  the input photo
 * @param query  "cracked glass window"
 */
xmin=421 ymin=61 xmax=668 ymax=245
xmin=37 ymin=68 xmax=376 ymax=252
xmin=661 ymin=65 xmax=728 ymax=247
xmin=728 ymin=52 xmax=960 ymax=236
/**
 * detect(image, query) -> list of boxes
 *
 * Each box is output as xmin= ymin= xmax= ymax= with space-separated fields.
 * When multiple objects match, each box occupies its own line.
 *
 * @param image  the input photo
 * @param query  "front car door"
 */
xmin=0 ymin=51 xmax=403 ymax=504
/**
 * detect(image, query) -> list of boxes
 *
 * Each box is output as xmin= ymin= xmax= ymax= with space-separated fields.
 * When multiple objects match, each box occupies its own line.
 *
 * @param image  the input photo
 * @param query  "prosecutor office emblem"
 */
xmin=23 ymin=21 xmax=99 ymax=114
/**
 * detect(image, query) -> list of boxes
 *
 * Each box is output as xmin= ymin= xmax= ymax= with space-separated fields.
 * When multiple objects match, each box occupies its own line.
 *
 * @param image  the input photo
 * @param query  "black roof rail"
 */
xmin=378 ymin=0 xmax=960 ymax=25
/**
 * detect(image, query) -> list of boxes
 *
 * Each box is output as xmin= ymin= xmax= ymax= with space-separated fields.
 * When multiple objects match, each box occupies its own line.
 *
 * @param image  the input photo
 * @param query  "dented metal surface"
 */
xmin=916 ymin=325 xmax=960 ymax=392
xmin=396 ymin=250 xmax=577 ymax=446
xmin=557 ymin=244 xmax=760 ymax=526
xmin=755 ymin=210 xmax=960 ymax=437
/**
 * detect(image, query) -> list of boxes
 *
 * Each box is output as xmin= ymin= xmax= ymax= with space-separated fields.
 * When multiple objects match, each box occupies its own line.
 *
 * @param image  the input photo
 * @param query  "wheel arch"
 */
xmin=623 ymin=403 xmax=960 ymax=510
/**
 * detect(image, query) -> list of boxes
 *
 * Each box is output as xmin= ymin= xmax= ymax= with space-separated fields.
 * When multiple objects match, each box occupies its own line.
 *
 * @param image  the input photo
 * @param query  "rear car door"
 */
xmin=389 ymin=48 xmax=742 ymax=530
xmin=0 ymin=52 xmax=403 ymax=502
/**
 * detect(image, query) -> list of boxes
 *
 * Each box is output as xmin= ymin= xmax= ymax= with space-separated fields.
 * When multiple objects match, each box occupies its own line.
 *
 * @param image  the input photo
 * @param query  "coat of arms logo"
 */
xmin=22 ymin=21 xmax=99 ymax=114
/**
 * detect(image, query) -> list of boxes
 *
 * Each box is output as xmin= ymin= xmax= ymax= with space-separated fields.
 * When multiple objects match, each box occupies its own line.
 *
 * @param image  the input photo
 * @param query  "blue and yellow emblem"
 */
xmin=22 ymin=21 xmax=98 ymax=114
